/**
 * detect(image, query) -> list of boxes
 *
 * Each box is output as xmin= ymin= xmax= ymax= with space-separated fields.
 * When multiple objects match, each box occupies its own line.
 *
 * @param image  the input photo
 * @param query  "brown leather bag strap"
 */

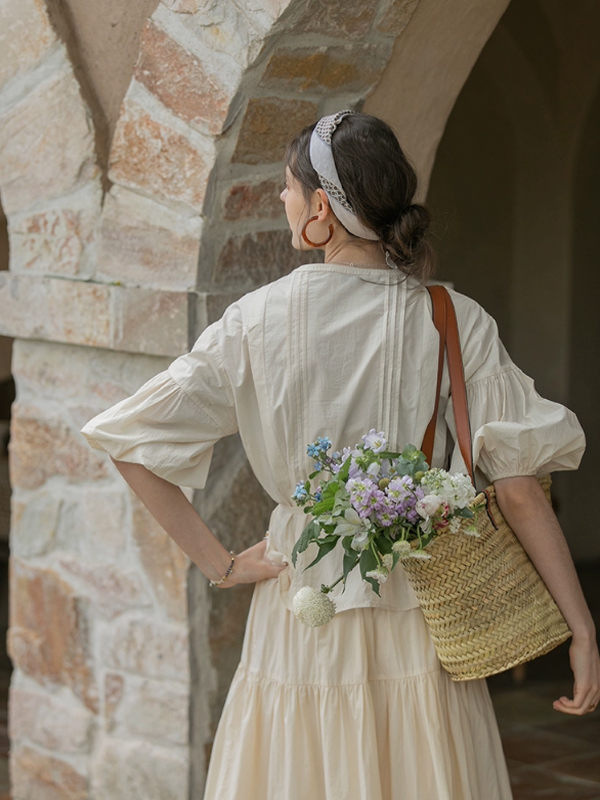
xmin=422 ymin=285 xmax=447 ymax=466
xmin=422 ymin=285 xmax=475 ymax=483
xmin=441 ymin=287 xmax=475 ymax=483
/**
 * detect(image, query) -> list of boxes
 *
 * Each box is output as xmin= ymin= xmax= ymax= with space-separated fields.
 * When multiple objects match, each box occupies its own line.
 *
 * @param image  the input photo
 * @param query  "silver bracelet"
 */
xmin=209 ymin=551 xmax=235 ymax=587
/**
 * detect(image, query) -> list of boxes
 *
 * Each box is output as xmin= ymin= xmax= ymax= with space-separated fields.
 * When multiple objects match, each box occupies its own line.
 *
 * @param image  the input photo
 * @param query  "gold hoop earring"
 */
xmin=301 ymin=216 xmax=334 ymax=248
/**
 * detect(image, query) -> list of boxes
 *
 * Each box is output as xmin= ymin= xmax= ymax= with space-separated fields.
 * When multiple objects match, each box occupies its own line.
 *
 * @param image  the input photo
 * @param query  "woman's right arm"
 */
xmin=113 ymin=459 xmax=287 ymax=588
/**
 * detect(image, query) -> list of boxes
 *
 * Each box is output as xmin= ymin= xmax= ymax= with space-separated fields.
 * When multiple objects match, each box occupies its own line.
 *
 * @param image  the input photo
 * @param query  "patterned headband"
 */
xmin=309 ymin=111 xmax=379 ymax=241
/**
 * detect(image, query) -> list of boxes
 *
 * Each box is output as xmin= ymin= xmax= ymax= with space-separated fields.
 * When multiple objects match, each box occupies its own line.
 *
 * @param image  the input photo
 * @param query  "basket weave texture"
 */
xmin=400 ymin=474 xmax=572 ymax=681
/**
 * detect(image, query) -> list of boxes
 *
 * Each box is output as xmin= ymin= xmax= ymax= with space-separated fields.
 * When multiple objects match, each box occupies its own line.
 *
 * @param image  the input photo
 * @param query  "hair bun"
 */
xmin=382 ymin=203 xmax=434 ymax=275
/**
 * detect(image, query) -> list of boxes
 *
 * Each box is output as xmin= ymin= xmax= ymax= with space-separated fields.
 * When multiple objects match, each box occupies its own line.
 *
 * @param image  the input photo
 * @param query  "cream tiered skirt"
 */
xmin=203 ymin=577 xmax=513 ymax=800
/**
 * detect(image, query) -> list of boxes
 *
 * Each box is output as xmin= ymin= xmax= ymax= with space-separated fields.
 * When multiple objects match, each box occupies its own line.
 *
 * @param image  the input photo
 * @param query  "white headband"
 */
xmin=309 ymin=111 xmax=380 ymax=242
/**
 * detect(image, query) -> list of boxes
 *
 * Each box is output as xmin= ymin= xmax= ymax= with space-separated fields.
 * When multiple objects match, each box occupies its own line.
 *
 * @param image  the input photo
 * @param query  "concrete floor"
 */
xmin=0 ymin=563 xmax=596 ymax=799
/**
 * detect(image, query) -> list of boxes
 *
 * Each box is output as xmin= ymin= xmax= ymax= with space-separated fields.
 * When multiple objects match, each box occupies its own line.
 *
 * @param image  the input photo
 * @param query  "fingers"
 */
xmin=553 ymin=684 xmax=600 ymax=715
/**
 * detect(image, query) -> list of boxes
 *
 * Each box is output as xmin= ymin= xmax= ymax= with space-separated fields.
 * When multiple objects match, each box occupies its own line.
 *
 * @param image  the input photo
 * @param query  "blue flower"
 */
xmin=317 ymin=436 xmax=332 ymax=452
xmin=307 ymin=443 xmax=321 ymax=459
xmin=314 ymin=490 xmax=323 ymax=502
xmin=292 ymin=483 xmax=308 ymax=504
xmin=313 ymin=461 xmax=323 ymax=471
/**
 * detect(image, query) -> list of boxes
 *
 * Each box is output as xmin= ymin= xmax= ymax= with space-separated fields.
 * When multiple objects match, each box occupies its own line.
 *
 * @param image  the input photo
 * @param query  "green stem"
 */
xmin=322 ymin=574 xmax=345 ymax=593
xmin=370 ymin=540 xmax=382 ymax=566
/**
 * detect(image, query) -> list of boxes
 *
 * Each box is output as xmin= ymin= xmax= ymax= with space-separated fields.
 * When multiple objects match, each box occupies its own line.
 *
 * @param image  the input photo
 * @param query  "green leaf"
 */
xmin=303 ymin=537 xmax=339 ymax=571
xmin=291 ymin=521 xmax=320 ymax=566
xmin=454 ymin=507 xmax=474 ymax=519
xmin=338 ymin=457 xmax=351 ymax=482
xmin=359 ymin=547 xmax=378 ymax=578
xmin=342 ymin=549 xmax=359 ymax=584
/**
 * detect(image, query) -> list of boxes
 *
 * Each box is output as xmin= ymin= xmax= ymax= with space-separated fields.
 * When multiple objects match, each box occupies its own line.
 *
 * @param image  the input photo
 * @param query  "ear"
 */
xmin=314 ymin=188 xmax=332 ymax=221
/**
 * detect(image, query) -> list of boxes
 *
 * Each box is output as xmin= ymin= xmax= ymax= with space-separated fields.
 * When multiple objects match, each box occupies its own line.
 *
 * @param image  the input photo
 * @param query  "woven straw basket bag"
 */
xmin=401 ymin=285 xmax=572 ymax=682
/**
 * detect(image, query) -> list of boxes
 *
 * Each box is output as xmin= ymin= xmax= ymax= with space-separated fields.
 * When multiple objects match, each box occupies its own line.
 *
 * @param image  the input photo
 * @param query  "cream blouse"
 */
xmin=82 ymin=263 xmax=585 ymax=613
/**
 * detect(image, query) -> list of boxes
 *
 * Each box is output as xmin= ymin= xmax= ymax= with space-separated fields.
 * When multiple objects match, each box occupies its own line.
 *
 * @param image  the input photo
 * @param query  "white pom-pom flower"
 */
xmin=293 ymin=586 xmax=337 ymax=627
xmin=392 ymin=539 xmax=412 ymax=556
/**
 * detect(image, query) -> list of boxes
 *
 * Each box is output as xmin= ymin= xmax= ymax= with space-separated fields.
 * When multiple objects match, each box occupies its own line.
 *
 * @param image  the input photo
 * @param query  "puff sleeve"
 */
xmin=81 ymin=318 xmax=238 ymax=489
xmin=445 ymin=292 xmax=585 ymax=483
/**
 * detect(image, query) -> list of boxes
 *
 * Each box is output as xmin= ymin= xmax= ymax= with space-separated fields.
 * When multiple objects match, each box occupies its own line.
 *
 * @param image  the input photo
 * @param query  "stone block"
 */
xmin=100 ymin=617 xmax=189 ymax=682
xmin=232 ymin=97 xmax=317 ymax=165
xmin=0 ymin=273 xmax=111 ymax=349
xmin=261 ymin=45 xmax=390 ymax=94
xmin=376 ymin=0 xmax=419 ymax=36
xmin=109 ymin=93 xmax=209 ymax=211
xmin=111 ymin=285 xmax=191 ymax=357
xmin=0 ymin=0 xmax=57 ymax=89
xmin=130 ymin=493 xmax=188 ymax=621
xmin=0 ymin=64 xmax=98 ymax=215
xmin=104 ymin=672 xmax=188 ymax=745
xmin=8 ymin=559 xmax=98 ymax=711
xmin=9 ymin=681 xmax=93 ymax=754
xmin=9 ymin=405 xmax=109 ymax=491
xmin=11 ymin=489 xmax=62 ymax=558
xmin=135 ymin=20 xmax=230 ymax=135
xmin=57 ymin=555 xmax=151 ymax=619
xmin=161 ymin=0 xmax=199 ymax=12
xmin=91 ymin=738 xmax=187 ymax=800
xmin=12 ymin=340 xmax=170 ymax=410
xmin=293 ymin=0 xmax=378 ymax=38
xmin=11 ymin=745 xmax=88 ymax=800
xmin=223 ymin=179 xmax=283 ymax=220
xmin=1 ymin=275 xmax=193 ymax=357
xmin=9 ymin=184 xmax=102 ymax=278
xmin=213 ymin=229 xmax=301 ymax=288
xmin=76 ymin=486 xmax=130 ymax=562
xmin=97 ymin=186 xmax=201 ymax=291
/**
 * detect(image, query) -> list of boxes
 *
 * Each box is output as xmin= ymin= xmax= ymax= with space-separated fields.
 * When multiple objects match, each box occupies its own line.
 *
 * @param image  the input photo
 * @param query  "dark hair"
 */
xmin=285 ymin=113 xmax=436 ymax=282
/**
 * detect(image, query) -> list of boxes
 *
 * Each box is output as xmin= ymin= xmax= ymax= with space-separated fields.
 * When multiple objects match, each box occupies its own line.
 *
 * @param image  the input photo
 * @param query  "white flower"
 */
xmin=381 ymin=553 xmax=394 ymax=570
xmin=293 ymin=586 xmax=337 ymax=627
xmin=451 ymin=474 xmax=477 ymax=509
xmin=409 ymin=550 xmax=432 ymax=560
xmin=416 ymin=494 xmax=442 ymax=518
xmin=392 ymin=539 xmax=412 ymax=556
xmin=448 ymin=517 xmax=462 ymax=533
xmin=365 ymin=567 xmax=389 ymax=584
xmin=366 ymin=461 xmax=381 ymax=478
xmin=334 ymin=508 xmax=371 ymax=551
xmin=464 ymin=525 xmax=480 ymax=537
xmin=362 ymin=429 xmax=387 ymax=453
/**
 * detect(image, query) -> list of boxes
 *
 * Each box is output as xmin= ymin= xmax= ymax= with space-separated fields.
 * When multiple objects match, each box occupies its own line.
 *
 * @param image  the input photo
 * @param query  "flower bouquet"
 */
xmin=291 ymin=430 xmax=479 ymax=627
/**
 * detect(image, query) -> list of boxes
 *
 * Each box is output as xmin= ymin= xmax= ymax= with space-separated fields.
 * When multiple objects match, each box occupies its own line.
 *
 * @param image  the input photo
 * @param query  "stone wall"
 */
xmin=0 ymin=0 xmax=510 ymax=796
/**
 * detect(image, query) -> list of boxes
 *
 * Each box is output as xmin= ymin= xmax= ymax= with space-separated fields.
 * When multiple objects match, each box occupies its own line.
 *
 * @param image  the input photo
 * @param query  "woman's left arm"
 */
xmin=495 ymin=476 xmax=600 ymax=715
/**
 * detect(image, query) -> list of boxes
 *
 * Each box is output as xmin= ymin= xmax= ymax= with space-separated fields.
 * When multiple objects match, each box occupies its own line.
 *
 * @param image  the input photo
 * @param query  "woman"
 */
xmin=82 ymin=111 xmax=600 ymax=799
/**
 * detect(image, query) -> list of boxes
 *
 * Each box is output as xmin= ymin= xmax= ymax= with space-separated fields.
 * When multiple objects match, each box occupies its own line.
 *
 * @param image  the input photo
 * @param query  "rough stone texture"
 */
xmin=104 ymin=672 xmax=188 ymax=745
xmin=11 ymin=745 xmax=88 ymax=800
xmin=232 ymin=97 xmax=317 ymax=165
xmin=57 ymin=555 xmax=151 ymax=619
xmin=261 ymin=45 xmax=390 ymax=93
xmin=130 ymin=494 xmax=188 ymax=621
xmin=0 ymin=273 xmax=194 ymax=357
xmin=135 ymin=20 xmax=230 ymax=135
xmin=10 ymin=491 xmax=62 ymax=559
xmin=109 ymin=94 xmax=209 ymax=211
xmin=376 ymin=0 xmax=419 ymax=36
xmin=91 ymin=738 xmax=188 ymax=800
xmin=161 ymin=0 xmax=199 ymax=12
xmin=100 ymin=617 xmax=189 ymax=682
xmin=9 ymin=680 xmax=93 ymax=754
xmin=9 ymin=405 xmax=108 ymax=491
xmin=111 ymin=286 xmax=191 ymax=357
xmin=97 ymin=186 xmax=201 ymax=291
xmin=223 ymin=179 xmax=283 ymax=220
xmin=0 ymin=0 xmax=57 ymax=90
xmin=9 ymin=184 xmax=102 ymax=279
xmin=0 ymin=273 xmax=111 ymax=349
xmin=8 ymin=559 xmax=98 ymax=712
xmin=0 ymin=62 xmax=98 ymax=215
xmin=294 ymin=0 xmax=379 ymax=38
xmin=213 ymin=229 xmax=302 ymax=288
